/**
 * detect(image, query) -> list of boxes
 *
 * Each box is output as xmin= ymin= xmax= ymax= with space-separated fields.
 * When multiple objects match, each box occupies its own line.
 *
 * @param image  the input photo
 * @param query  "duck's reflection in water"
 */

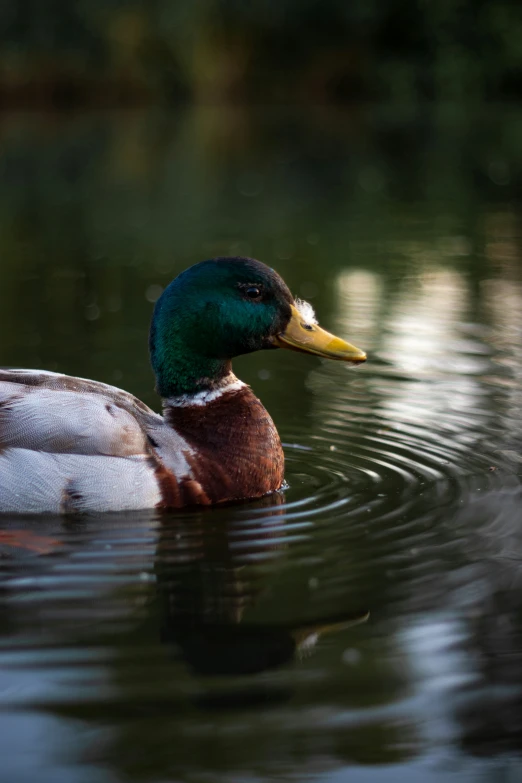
xmin=0 ymin=501 xmax=415 ymax=778
xmin=155 ymin=497 xmax=368 ymax=705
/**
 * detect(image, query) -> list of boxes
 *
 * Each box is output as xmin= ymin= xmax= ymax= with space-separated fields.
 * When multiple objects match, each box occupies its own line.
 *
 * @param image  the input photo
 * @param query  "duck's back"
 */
xmin=0 ymin=369 xmax=172 ymax=514
xmin=0 ymin=369 xmax=285 ymax=515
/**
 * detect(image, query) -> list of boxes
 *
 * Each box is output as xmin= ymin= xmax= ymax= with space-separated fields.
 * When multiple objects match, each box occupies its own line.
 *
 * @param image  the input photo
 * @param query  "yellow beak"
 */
xmin=272 ymin=304 xmax=367 ymax=364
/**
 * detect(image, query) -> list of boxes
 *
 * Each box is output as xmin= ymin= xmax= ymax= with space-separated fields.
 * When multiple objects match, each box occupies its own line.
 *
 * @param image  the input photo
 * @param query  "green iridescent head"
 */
xmin=149 ymin=256 xmax=366 ymax=398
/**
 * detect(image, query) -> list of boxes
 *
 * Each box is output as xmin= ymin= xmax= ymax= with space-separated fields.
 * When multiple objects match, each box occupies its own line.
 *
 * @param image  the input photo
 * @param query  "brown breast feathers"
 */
xmin=164 ymin=386 xmax=285 ymax=506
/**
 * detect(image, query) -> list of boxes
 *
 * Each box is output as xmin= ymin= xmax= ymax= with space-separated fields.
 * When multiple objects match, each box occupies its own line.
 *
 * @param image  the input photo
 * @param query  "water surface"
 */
xmin=0 ymin=105 xmax=521 ymax=783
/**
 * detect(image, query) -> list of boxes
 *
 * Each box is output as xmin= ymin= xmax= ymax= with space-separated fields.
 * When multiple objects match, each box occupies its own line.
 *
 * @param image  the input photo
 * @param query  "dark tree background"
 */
xmin=0 ymin=0 xmax=521 ymax=106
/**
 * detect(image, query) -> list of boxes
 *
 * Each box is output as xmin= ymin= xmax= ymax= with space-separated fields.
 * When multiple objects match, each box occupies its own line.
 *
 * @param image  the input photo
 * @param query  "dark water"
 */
xmin=0 ymin=106 xmax=521 ymax=783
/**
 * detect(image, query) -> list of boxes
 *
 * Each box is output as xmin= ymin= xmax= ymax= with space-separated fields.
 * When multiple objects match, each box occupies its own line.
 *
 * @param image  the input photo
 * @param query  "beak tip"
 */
xmin=342 ymin=348 xmax=367 ymax=364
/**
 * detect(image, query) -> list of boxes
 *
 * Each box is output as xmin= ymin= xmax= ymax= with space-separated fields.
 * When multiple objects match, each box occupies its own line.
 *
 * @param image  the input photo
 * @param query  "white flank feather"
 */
xmin=0 ymin=449 xmax=162 ymax=513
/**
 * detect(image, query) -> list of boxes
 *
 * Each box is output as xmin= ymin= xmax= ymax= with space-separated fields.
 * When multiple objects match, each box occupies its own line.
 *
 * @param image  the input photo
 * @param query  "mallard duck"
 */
xmin=0 ymin=257 xmax=366 ymax=514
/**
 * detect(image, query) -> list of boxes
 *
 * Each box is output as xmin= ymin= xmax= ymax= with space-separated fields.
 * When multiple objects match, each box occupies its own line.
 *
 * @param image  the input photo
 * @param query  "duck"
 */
xmin=0 ymin=257 xmax=366 ymax=514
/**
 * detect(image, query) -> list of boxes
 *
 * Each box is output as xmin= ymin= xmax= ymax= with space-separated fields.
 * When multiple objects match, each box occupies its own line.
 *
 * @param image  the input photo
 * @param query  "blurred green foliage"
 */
xmin=0 ymin=0 xmax=521 ymax=105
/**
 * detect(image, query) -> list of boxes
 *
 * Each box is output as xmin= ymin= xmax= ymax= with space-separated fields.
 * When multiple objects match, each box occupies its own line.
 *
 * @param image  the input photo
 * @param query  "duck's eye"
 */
xmin=243 ymin=285 xmax=262 ymax=300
